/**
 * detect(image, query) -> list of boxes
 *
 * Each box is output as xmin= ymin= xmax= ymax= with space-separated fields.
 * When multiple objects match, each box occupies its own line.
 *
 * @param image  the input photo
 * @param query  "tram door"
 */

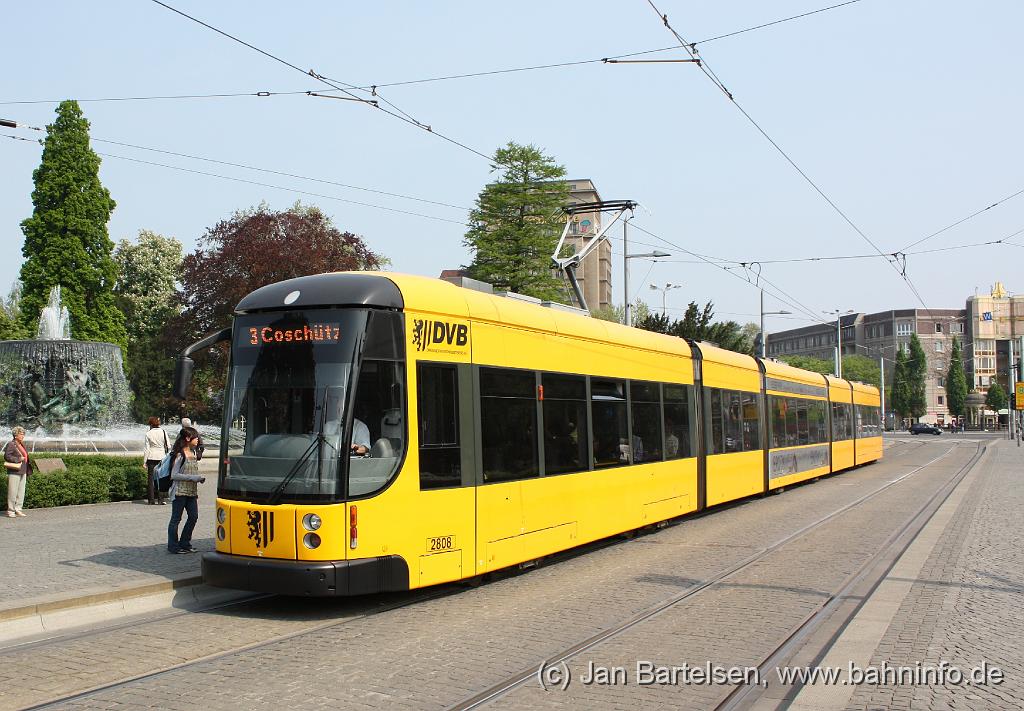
xmin=414 ymin=363 xmax=477 ymax=587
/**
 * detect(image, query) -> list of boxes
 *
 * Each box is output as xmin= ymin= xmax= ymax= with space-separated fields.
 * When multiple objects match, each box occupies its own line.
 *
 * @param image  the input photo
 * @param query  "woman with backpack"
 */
xmin=167 ymin=426 xmax=206 ymax=554
xmin=143 ymin=417 xmax=170 ymax=505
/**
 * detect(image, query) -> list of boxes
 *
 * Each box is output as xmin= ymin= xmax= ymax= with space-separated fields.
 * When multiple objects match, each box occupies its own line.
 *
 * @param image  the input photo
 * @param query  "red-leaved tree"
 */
xmin=167 ymin=202 xmax=386 ymax=419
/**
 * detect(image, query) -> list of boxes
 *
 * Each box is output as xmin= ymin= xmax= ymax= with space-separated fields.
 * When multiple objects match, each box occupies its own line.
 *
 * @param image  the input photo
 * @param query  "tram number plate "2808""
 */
xmin=426 ymin=535 xmax=456 ymax=552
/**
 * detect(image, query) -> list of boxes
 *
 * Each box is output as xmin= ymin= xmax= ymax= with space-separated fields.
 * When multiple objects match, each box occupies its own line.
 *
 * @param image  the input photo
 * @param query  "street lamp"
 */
xmin=854 ymin=342 xmax=895 ymax=431
xmin=824 ymin=309 xmax=855 ymax=378
xmin=622 ymin=217 xmax=669 ymax=326
xmin=649 ymin=283 xmax=682 ymax=317
xmin=759 ymin=289 xmax=791 ymax=358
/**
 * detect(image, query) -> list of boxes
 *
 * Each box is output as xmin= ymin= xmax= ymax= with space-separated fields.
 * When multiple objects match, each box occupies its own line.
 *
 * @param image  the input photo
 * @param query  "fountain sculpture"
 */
xmin=0 ymin=286 xmax=130 ymax=430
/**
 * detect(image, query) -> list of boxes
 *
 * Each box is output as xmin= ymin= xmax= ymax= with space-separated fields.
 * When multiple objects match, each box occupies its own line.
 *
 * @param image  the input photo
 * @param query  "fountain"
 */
xmin=0 ymin=286 xmax=133 ymax=450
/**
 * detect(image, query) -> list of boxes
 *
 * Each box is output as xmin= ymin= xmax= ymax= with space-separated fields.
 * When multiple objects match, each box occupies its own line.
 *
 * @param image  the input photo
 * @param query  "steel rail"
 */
xmin=714 ymin=441 xmax=986 ymax=711
xmin=446 ymin=443 xmax=971 ymax=711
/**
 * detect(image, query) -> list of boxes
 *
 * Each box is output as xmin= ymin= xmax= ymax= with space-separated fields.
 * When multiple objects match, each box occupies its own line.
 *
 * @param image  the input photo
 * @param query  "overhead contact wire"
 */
xmin=149 ymin=0 xmax=497 ymax=165
xmin=643 ymin=0 xmax=934 ymax=313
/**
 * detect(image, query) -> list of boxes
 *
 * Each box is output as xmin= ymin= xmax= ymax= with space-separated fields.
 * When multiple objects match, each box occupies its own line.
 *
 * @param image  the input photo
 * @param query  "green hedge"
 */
xmin=1 ymin=454 xmax=148 ymax=510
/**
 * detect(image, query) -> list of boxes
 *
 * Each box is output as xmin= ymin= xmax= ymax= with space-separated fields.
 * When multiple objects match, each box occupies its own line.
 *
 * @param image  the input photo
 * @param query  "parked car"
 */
xmin=909 ymin=422 xmax=942 ymax=435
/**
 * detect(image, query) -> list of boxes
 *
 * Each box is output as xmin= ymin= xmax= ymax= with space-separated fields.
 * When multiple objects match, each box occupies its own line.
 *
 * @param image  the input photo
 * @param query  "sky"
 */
xmin=2 ymin=1 xmax=1023 ymax=332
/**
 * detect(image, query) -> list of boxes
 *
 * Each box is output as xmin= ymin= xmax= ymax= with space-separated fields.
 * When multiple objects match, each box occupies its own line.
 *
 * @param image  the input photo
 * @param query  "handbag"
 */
xmin=4 ymin=461 xmax=20 ymax=471
xmin=155 ymin=452 xmax=176 ymax=493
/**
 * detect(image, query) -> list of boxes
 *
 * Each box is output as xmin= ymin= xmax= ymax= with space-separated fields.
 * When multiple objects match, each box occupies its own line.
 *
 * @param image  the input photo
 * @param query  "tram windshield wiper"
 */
xmin=266 ymin=387 xmax=333 ymax=505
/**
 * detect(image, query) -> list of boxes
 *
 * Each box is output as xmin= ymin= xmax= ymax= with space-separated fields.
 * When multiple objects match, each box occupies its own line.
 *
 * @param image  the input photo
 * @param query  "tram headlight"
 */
xmin=216 ymin=525 xmax=226 ymax=541
xmin=302 ymin=513 xmax=322 ymax=531
xmin=303 ymin=532 xmax=321 ymax=549
xmin=216 ymin=507 xmax=226 ymax=524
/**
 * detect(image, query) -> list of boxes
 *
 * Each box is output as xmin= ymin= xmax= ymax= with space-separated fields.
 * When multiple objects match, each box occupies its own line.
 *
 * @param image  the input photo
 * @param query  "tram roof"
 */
xmin=234 ymin=272 xmax=693 ymax=357
xmin=387 ymin=273 xmax=693 ymax=358
xmin=235 ymin=272 xmax=404 ymax=313
xmin=763 ymin=359 xmax=829 ymax=388
xmin=850 ymin=380 xmax=880 ymax=396
xmin=689 ymin=341 xmax=758 ymax=370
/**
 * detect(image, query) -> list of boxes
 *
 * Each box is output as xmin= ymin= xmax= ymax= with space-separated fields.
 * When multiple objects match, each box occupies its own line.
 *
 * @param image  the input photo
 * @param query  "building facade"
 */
xmin=763 ymin=289 xmax=1024 ymax=426
xmin=965 ymin=282 xmax=1024 ymax=392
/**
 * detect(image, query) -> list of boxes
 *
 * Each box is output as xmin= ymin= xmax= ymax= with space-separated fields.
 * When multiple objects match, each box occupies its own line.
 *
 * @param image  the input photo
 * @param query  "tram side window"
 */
xmin=769 ymin=396 xmax=828 ymax=448
xmin=417 ymin=364 xmax=460 ymax=490
xmin=741 ymin=391 xmax=761 ymax=451
xmin=770 ymin=397 xmax=786 ymax=448
xmin=591 ymin=378 xmax=628 ymax=468
xmin=630 ymin=381 xmax=663 ymax=463
xmin=663 ymin=384 xmax=693 ymax=459
xmin=796 ymin=399 xmax=809 ymax=444
xmin=708 ymin=388 xmax=759 ymax=455
xmin=832 ymin=402 xmax=853 ymax=441
xmin=543 ymin=374 xmax=589 ymax=476
xmin=808 ymin=400 xmax=828 ymax=444
xmin=480 ymin=368 xmax=539 ymax=483
xmin=785 ymin=398 xmax=799 ymax=446
xmin=856 ymin=405 xmax=880 ymax=437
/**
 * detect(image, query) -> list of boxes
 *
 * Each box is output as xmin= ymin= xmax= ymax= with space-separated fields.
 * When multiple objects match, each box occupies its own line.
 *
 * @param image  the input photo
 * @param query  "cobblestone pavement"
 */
xmin=0 ymin=438 xmax=992 ymax=711
xmin=841 ymin=440 xmax=1024 ymax=711
xmin=0 ymin=464 xmax=218 ymax=610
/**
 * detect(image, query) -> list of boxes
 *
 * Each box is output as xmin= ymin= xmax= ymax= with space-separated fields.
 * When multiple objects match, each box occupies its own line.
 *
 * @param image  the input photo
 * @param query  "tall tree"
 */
xmin=0 ymin=282 xmax=30 ymax=340
xmin=173 ymin=202 xmax=385 ymax=419
xmin=841 ymin=354 xmax=881 ymax=387
xmin=891 ymin=347 xmax=911 ymax=421
xmin=780 ymin=355 xmax=834 ymax=375
xmin=704 ymin=320 xmax=754 ymax=354
xmin=985 ymin=381 xmax=1008 ymax=412
xmin=113 ymin=230 xmax=184 ymax=419
xmin=591 ymin=300 xmax=651 ymax=325
xmin=19 ymin=100 xmax=126 ymax=349
xmin=675 ymin=301 xmax=715 ymax=341
xmin=634 ymin=300 xmax=754 ymax=355
xmin=946 ymin=336 xmax=968 ymax=418
xmin=464 ymin=142 xmax=570 ymax=300
xmin=907 ymin=333 xmax=928 ymax=419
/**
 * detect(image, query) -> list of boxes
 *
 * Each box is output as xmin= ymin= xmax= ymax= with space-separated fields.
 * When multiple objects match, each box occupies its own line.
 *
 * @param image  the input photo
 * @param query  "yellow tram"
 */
xmin=177 ymin=272 xmax=882 ymax=596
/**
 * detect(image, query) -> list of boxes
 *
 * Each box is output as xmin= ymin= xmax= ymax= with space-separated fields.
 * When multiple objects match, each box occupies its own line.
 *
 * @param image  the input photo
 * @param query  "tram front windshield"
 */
xmin=219 ymin=308 xmax=403 ymax=504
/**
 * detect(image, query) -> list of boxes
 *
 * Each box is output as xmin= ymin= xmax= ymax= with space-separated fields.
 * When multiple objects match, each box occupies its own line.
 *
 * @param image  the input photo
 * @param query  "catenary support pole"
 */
xmin=760 ymin=290 xmax=766 ymax=359
xmin=836 ymin=314 xmax=843 ymax=378
xmin=1010 ymin=340 xmax=1016 ymax=441
xmin=623 ymin=219 xmax=630 ymax=327
xmin=880 ymin=354 xmax=885 ymax=432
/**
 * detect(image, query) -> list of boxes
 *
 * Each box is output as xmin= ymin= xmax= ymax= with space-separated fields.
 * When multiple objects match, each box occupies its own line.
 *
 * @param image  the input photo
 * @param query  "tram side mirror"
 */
xmin=173 ymin=356 xmax=195 ymax=401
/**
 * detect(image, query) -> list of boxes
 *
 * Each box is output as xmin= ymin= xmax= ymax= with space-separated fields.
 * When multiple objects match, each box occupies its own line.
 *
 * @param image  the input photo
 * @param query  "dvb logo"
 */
xmin=412 ymin=319 xmax=469 ymax=352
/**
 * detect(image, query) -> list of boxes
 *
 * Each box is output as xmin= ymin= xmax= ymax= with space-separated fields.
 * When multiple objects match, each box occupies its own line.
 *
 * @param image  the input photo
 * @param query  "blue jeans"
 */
xmin=167 ymin=496 xmax=199 ymax=552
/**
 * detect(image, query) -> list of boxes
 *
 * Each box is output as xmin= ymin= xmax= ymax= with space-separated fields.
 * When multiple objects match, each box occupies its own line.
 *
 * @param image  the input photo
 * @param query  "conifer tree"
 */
xmin=891 ymin=347 xmax=911 ymax=421
xmin=464 ymin=142 xmax=570 ymax=301
xmin=985 ymin=381 xmax=1007 ymax=412
xmin=945 ymin=336 xmax=968 ymax=418
xmin=19 ymin=100 xmax=126 ymax=349
xmin=907 ymin=333 xmax=928 ymax=419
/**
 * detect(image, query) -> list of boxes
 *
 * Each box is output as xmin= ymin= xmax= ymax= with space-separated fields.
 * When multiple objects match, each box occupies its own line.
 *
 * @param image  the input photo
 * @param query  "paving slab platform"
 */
xmin=0 ymin=459 xmax=227 ymax=640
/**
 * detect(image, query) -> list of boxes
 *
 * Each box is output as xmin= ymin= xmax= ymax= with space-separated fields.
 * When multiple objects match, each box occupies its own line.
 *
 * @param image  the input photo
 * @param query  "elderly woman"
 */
xmin=4 ymin=426 xmax=30 ymax=517
xmin=144 ymin=417 xmax=170 ymax=505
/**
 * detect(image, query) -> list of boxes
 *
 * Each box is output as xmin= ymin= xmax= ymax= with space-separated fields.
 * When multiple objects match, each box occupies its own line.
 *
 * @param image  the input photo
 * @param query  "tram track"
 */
xmin=445 ymin=441 xmax=981 ymax=711
xmin=19 ymin=586 xmax=458 ymax=711
xmin=11 ymin=438 xmax=938 ymax=710
xmin=714 ymin=440 xmax=987 ymax=711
